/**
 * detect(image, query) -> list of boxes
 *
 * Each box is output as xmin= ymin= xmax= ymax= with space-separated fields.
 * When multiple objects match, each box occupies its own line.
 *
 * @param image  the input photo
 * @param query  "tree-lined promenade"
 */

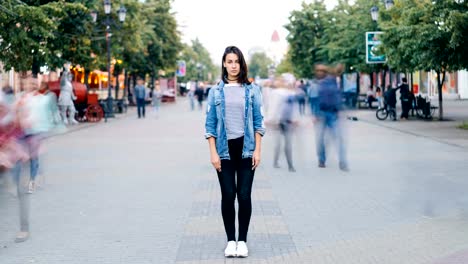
xmin=282 ymin=0 xmax=468 ymax=120
xmin=1 ymin=0 xmax=468 ymax=117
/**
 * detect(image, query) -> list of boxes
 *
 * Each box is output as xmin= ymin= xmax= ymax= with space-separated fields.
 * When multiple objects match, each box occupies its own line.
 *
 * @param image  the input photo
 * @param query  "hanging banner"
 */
xmin=366 ymin=32 xmax=386 ymax=64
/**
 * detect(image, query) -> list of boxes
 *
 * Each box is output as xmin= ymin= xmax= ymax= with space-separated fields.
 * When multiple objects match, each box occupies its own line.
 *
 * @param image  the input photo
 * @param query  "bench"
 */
xmin=357 ymin=94 xmax=379 ymax=109
xmin=357 ymin=94 xmax=368 ymax=109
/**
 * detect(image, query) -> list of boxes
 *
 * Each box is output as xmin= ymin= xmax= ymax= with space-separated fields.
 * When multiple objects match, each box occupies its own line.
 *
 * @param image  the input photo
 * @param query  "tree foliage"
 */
xmin=276 ymin=50 xmax=294 ymax=75
xmin=285 ymin=0 xmax=468 ymax=119
xmin=285 ymin=0 xmax=328 ymax=78
xmin=177 ymin=39 xmax=217 ymax=83
xmin=0 ymin=0 xmax=183 ymax=78
xmin=380 ymin=0 xmax=468 ymax=119
xmin=249 ymin=52 xmax=273 ymax=79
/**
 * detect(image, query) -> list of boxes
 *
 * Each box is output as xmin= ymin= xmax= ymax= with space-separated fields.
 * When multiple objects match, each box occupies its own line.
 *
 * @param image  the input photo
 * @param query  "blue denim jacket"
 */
xmin=205 ymin=81 xmax=265 ymax=160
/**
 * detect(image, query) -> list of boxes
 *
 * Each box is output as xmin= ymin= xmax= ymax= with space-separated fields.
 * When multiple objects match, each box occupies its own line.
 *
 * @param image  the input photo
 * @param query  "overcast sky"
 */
xmin=172 ymin=0 xmax=338 ymax=64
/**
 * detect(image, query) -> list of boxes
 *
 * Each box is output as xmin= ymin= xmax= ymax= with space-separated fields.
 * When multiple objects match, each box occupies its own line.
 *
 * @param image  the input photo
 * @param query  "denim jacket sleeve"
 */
xmin=204 ymin=87 xmax=217 ymax=139
xmin=252 ymin=85 xmax=266 ymax=136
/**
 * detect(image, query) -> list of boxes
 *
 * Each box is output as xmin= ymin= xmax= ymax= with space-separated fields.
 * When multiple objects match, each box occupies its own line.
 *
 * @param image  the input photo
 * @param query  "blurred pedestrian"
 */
xmin=15 ymin=77 xmax=53 ymax=194
xmin=152 ymin=87 xmax=162 ymax=117
xmin=384 ymin=86 xmax=398 ymax=121
xmin=297 ymin=80 xmax=307 ymax=116
xmin=134 ymin=77 xmax=147 ymax=118
xmin=269 ymin=77 xmax=299 ymax=172
xmin=2 ymin=76 xmax=35 ymax=243
xmin=205 ymin=46 xmax=265 ymax=258
xmin=398 ymin=77 xmax=411 ymax=120
xmin=366 ymin=86 xmax=377 ymax=108
xmin=307 ymin=78 xmax=319 ymax=118
xmin=314 ymin=63 xmax=349 ymax=171
xmin=376 ymin=87 xmax=383 ymax=109
xmin=187 ymin=82 xmax=195 ymax=111
xmin=39 ymin=81 xmax=63 ymax=134
xmin=195 ymin=81 xmax=205 ymax=110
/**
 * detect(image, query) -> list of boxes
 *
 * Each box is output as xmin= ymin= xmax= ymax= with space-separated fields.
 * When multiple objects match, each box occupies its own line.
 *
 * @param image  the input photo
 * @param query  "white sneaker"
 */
xmin=27 ymin=181 xmax=35 ymax=194
xmin=224 ymin=241 xmax=237 ymax=257
xmin=236 ymin=241 xmax=248 ymax=257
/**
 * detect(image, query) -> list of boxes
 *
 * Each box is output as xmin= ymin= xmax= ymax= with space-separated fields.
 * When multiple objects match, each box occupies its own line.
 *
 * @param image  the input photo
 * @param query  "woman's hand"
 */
xmin=252 ymin=149 xmax=261 ymax=170
xmin=211 ymin=152 xmax=221 ymax=172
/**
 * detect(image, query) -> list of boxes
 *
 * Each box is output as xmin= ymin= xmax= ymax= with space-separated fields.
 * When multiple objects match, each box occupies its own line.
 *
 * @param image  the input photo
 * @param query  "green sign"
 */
xmin=366 ymin=32 xmax=386 ymax=64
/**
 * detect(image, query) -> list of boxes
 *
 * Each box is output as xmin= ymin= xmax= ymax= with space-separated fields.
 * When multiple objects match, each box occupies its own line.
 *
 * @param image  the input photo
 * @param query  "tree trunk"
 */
xmin=382 ymin=68 xmax=387 ymax=92
xmin=123 ymin=70 xmax=128 ymax=99
xmin=31 ymin=57 xmax=40 ymax=78
xmin=129 ymin=73 xmax=137 ymax=106
xmin=115 ymin=72 xmax=120 ymax=101
xmin=436 ymin=70 xmax=445 ymax=120
xmin=410 ymin=72 xmax=414 ymax=93
xmin=356 ymin=72 xmax=360 ymax=95
xmin=370 ymin=72 xmax=374 ymax=91
xmin=84 ymin=69 xmax=90 ymax=91
xmin=389 ymin=69 xmax=392 ymax=89
xmin=150 ymin=70 xmax=155 ymax=98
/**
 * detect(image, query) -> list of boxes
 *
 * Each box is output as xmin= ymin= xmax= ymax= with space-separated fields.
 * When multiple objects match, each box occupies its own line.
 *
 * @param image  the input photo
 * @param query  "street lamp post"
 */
xmin=370 ymin=6 xmax=379 ymax=22
xmin=370 ymin=0 xmax=394 ymax=23
xmin=369 ymin=0 xmax=394 ymax=91
xmin=91 ymin=0 xmax=126 ymax=119
xmin=384 ymin=0 xmax=394 ymax=10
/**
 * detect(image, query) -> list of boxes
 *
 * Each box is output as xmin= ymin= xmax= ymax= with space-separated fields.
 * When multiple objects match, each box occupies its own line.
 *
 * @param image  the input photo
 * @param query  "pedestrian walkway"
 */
xmin=347 ymin=99 xmax=468 ymax=148
xmin=1 ymin=97 xmax=467 ymax=264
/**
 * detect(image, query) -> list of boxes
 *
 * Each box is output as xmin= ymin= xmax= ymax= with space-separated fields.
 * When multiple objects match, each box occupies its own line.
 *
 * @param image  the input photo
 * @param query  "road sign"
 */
xmin=366 ymin=32 xmax=386 ymax=64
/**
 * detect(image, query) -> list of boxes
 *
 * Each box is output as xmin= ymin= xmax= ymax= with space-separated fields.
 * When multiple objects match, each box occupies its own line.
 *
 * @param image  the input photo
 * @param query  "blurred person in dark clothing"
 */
xmin=384 ymin=86 xmax=398 ymax=121
xmin=297 ymin=80 xmax=307 ymax=115
xmin=134 ymin=77 xmax=147 ymax=118
xmin=398 ymin=77 xmax=411 ymax=120
xmin=314 ymin=63 xmax=348 ymax=171
xmin=195 ymin=81 xmax=205 ymax=110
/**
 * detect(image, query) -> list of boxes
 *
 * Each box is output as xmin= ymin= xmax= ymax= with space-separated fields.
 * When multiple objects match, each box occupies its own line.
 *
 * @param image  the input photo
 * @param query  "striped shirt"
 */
xmin=224 ymin=84 xmax=245 ymax=140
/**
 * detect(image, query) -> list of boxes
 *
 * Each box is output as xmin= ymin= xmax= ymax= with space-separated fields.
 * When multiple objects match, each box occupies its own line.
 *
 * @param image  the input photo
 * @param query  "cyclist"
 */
xmin=383 ymin=87 xmax=397 ymax=121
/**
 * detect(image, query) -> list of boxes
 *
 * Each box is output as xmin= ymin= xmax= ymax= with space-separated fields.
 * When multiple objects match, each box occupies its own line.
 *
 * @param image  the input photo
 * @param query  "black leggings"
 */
xmin=217 ymin=136 xmax=255 ymax=242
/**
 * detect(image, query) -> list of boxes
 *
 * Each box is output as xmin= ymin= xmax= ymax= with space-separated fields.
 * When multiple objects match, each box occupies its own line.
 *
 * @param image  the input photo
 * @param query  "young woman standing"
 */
xmin=205 ymin=46 xmax=265 ymax=258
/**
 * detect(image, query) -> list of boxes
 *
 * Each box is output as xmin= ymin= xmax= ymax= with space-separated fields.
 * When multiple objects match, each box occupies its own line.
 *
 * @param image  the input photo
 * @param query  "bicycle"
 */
xmin=376 ymin=103 xmax=397 ymax=121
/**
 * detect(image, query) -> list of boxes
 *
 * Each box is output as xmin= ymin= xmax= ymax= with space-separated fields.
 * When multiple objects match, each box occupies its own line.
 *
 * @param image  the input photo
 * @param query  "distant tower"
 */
xmin=271 ymin=30 xmax=280 ymax=43
xmin=268 ymin=30 xmax=283 ymax=65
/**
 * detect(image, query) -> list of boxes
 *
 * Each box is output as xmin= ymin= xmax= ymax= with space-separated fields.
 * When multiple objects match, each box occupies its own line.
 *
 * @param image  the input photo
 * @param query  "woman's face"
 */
xmin=223 ymin=53 xmax=240 ymax=78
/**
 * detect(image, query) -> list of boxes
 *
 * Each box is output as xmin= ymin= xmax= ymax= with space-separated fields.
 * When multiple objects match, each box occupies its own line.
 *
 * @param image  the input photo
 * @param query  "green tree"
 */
xmin=0 ymin=1 xmax=59 ymax=74
xmin=48 ymin=1 xmax=95 ymax=70
xmin=325 ymin=0 xmax=381 ymax=74
xmin=276 ymin=50 xmax=294 ymax=75
xmin=249 ymin=52 xmax=273 ymax=79
xmin=285 ymin=0 xmax=328 ymax=78
xmin=0 ymin=0 xmax=98 ymax=75
xmin=177 ymin=39 xmax=216 ymax=83
xmin=192 ymin=38 xmax=216 ymax=82
xmin=380 ymin=0 xmax=468 ymax=120
xmin=145 ymin=0 xmax=182 ymax=82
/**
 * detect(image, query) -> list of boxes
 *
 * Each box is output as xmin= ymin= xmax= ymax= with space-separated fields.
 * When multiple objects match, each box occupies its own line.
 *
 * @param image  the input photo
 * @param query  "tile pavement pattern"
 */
xmin=175 ymin=172 xmax=297 ymax=263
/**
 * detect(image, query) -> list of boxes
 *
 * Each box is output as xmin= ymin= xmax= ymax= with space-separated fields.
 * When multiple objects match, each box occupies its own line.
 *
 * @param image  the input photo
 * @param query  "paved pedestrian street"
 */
xmin=1 ymin=98 xmax=468 ymax=264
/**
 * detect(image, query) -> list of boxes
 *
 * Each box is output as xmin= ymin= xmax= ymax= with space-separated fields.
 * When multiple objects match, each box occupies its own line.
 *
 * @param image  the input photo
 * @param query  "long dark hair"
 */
xmin=221 ymin=46 xmax=250 ymax=85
